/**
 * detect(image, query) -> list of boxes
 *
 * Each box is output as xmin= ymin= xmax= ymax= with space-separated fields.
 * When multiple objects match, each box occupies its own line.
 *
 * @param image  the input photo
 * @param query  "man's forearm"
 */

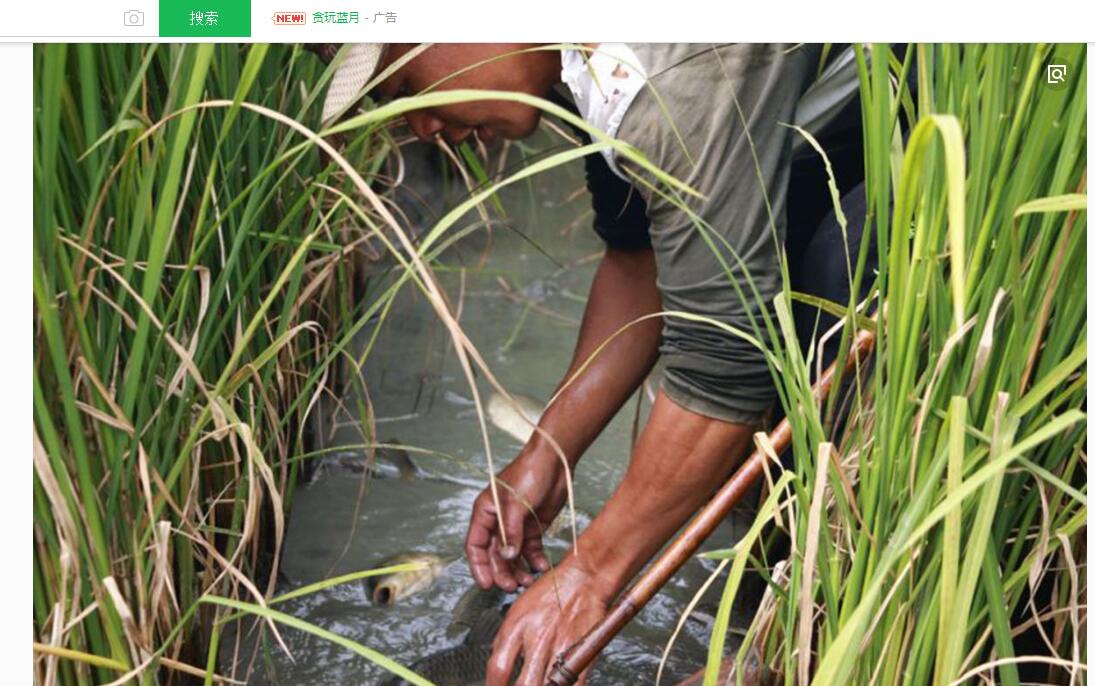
xmin=522 ymin=247 xmax=662 ymax=468
xmin=567 ymin=389 xmax=757 ymax=600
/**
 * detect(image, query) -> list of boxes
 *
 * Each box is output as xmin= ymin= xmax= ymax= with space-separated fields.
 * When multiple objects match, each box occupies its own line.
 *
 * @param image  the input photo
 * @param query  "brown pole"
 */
xmin=545 ymin=325 xmax=876 ymax=686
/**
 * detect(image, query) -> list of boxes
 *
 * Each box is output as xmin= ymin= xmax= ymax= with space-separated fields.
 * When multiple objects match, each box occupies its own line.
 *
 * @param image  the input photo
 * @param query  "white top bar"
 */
xmin=3 ymin=0 xmax=1094 ymax=41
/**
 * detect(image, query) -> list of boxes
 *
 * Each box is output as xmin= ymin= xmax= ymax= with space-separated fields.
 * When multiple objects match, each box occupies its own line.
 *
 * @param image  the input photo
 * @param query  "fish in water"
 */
xmin=447 ymin=584 xmax=508 ymax=639
xmin=487 ymin=392 xmax=544 ymax=444
xmin=384 ymin=583 xmax=513 ymax=686
xmin=319 ymin=438 xmax=419 ymax=480
xmin=367 ymin=553 xmax=455 ymax=606
xmin=384 ymin=580 xmax=775 ymax=686
xmin=384 ymin=644 xmax=495 ymax=686
xmin=371 ymin=441 xmax=419 ymax=479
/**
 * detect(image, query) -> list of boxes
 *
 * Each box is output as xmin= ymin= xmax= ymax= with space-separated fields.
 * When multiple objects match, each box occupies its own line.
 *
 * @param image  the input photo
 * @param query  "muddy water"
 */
xmin=245 ymin=143 xmax=754 ymax=685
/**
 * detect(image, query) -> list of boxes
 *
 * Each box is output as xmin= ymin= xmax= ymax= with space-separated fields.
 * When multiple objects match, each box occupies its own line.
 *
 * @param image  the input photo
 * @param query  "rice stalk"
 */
xmin=699 ymin=43 xmax=1087 ymax=686
xmin=33 ymin=42 xmax=698 ymax=684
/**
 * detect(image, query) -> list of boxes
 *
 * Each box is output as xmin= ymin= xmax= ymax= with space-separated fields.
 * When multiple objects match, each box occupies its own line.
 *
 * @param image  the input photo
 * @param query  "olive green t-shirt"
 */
xmin=615 ymin=44 xmax=821 ymax=424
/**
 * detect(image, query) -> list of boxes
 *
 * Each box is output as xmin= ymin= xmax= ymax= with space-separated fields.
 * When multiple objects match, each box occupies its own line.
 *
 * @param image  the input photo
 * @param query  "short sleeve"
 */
xmin=616 ymin=44 xmax=820 ymax=425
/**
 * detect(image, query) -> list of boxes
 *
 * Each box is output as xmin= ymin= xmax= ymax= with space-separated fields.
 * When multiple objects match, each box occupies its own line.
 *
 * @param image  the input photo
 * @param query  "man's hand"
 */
xmin=465 ymin=453 xmax=569 ymax=592
xmin=487 ymin=560 xmax=611 ymax=686
xmin=466 ymin=248 xmax=663 ymax=593
xmin=484 ymin=390 xmax=758 ymax=685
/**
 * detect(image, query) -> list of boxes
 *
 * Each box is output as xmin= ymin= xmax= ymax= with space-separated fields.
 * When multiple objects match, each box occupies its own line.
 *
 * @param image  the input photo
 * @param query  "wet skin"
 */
xmin=471 ymin=249 xmax=755 ymax=686
xmin=373 ymin=46 xmax=759 ymax=685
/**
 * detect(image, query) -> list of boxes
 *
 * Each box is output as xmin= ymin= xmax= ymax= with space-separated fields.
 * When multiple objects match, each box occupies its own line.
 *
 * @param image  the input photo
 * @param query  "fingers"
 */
xmin=501 ymin=501 xmax=548 ymax=588
xmin=514 ymin=563 xmax=535 ymax=588
xmin=467 ymin=489 xmax=547 ymax=591
xmin=499 ymin=501 xmax=528 ymax=562
xmin=561 ymin=642 xmax=593 ymax=686
xmin=521 ymin=536 xmax=551 ymax=573
xmin=515 ymin=630 xmax=555 ymax=686
xmin=489 ymin=539 xmax=521 ymax=593
xmin=512 ymin=537 xmax=545 ymax=587
xmin=465 ymin=495 xmax=500 ymax=589
xmin=487 ymin=618 xmax=524 ymax=686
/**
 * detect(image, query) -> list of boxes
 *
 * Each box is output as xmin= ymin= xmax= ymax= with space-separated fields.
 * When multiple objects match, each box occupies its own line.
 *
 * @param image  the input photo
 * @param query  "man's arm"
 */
xmin=485 ymin=44 xmax=819 ymax=684
xmin=465 ymin=246 xmax=663 ymax=591
xmin=487 ymin=390 xmax=756 ymax=686
xmin=529 ymin=245 xmax=663 ymax=469
xmin=564 ymin=390 xmax=756 ymax=592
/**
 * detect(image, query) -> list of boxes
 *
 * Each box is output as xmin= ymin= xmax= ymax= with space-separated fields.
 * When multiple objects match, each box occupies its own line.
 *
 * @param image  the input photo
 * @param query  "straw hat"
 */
xmin=320 ymin=44 xmax=387 ymax=125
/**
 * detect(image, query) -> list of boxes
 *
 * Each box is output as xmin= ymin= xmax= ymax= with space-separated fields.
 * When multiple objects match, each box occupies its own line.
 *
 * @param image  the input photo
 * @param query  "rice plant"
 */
xmin=31 ymin=43 xmax=412 ymax=684
xmin=32 ymin=42 xmax=696 ymax=685
xmin=701 ymin=43 xmax=1087 ymax=686
xmin=35 ymin=41 xmax=1087 ymax=686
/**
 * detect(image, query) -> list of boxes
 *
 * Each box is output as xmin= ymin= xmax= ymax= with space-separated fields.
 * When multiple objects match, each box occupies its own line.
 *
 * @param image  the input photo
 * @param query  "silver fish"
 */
xmin=373 ymin=441 xmax=419 ymax=479
xmin=321 ymin=438 xmax=419 ymax=480
xmin=487 ymin=392 xmax=544 ymax=444
xmin=367 ymin=553 xmax=454 ymax=606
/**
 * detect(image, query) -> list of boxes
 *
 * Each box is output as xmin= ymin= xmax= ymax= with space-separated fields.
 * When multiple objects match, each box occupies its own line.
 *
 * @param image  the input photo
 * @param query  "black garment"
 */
xmin=582 ymin=143 xmax=652 ymax=251
xmin=545 ymin=85 xmax=652 ymax=251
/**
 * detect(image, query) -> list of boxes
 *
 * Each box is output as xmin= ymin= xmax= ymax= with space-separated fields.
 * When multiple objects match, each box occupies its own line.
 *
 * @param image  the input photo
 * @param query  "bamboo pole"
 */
xmin=545 ymin=325 xmax=877 ymax=686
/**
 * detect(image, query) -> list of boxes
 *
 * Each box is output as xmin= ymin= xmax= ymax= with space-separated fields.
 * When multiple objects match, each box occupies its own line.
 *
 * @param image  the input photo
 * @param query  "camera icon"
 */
xmin=1046 ymin=63 xmax=1067 ymax=85
xmin=123 ymin=9 xmax=145 ymax=27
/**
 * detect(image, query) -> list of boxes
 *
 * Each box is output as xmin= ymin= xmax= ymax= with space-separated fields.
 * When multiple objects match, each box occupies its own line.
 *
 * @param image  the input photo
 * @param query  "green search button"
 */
xmin=160 ymin=0 xmax=251 ymax=36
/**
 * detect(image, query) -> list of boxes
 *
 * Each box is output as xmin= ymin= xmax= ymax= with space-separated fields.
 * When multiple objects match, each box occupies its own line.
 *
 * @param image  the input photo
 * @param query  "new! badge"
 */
xmin=271 ymin=11 xmax=306 ymax=25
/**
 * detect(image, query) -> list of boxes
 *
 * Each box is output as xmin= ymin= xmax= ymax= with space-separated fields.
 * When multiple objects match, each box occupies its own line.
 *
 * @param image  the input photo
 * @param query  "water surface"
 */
xmin=238 ymin=140 xmax=755 ymax=685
